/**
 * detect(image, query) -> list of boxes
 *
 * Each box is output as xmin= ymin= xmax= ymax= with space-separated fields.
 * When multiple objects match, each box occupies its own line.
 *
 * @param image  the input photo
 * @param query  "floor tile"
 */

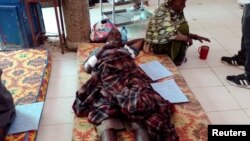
xmin=219 ymin=17 xmax=241 ymax=30
xmin=196 ymin=18 xmax=225 ymax=28
xmin=36 ymin=124 xmax=73 ymax=141
xmin=204 ymin=27 xmax=236 ymax=39
xmin=216 ymin=37 xmax=241 ymax=50
xmin=207 ymin=110 xmax=250 ymax=124
xmin=52 ymin=52 xmax=77 ymax=61
xmin=46 ymin=77 xmax=77 ymax=98
xmin=206 ymin=50 xmax=231 ymax=67
xmin=226 ymin=86 xmax=250 ymax=109
xmin=179 ymin=68 xmax=223 ymax=88
xmin=244 ymin=109 xmax=250 ymax=119
xmin=191 ymin=87 xmax=241 ymax=112
xmin=177 ymin=49 xmax=209 ymax=69
xmin=228 ymin=26 xmax=242 ymax=38
xmin=50 ymin=60 xmax=77 ymax=77
xmin=40 ymin=97 xmax=75 ymax=125
xmin=192 ymin=38 xmax=224 ymax=51
xmin=189 ymin=28 xmax=213 ymax=40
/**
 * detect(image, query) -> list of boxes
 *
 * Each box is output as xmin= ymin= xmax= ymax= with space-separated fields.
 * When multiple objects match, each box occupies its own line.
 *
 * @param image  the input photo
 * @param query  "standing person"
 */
xmin=221 ymin=1 xmax=250 ymax=87
xmin=144 ymin=0 xmax=210 ymax=66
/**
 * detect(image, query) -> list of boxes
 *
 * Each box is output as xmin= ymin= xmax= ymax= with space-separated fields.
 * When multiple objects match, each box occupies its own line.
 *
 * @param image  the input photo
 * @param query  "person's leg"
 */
xmin=135 ymin=128 xmax=150 ymax=141
xmin=221 ymin=37 xmax=245 ymax=67
xmin=132 ymin=122 xmax=150 ymax=141
xmin=152 ymin=43 xmax=171 ymax=55
xmin=242 ymin=4 xmax=250 ymax=77
xmin=96 ymin=118 xmax=124 ymax=141
xmin=221 ymin=5 xmax=249 ymax=68
xmin=171 ymin=22 xmax=189 ymax=65
xmin=101 ymin=129 xmax=117 ymax=141
xmin=226 ymin=4 xmax=250 ymax=88
xmin=126 ymin=38 xmax=144 ymax=46
xmin=150 ymin=22 xmax=189 ymax=66
xmin=126 ymin=38 xmax=145 ymax=51
xmin=124 ymin=38 xmax=145 ymax=56
xmin=221 ymin=41 xmax=245 ymax=67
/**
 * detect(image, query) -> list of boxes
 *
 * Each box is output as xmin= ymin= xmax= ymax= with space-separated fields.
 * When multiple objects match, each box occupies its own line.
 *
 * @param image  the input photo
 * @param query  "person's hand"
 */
xmin=143 ymin=43 xmax=152 ymax=53
xmin=193 ymin=34 xmax=211 ymax=43
xmin=186 ymin=36 xmax=193 ymax=46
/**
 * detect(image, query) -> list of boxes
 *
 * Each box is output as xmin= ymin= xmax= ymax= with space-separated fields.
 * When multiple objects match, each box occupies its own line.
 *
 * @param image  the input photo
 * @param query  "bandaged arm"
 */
xmin=84 ymin=55 xmax=98 ymax=74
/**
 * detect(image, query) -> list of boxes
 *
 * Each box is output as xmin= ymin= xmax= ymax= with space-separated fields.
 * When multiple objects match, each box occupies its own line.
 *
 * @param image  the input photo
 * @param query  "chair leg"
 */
xmin=53 ymin=1 xmax=64 ymax=54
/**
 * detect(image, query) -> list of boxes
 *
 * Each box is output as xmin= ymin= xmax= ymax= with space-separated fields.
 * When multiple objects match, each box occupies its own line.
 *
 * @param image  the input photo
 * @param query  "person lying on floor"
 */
xmin=84 ymin=28 xmax=145 ymax=74
xmin=73 ymin=29 xmax=179 ymax=141
xmin=0 ymin=69 xmax=16 ymax=141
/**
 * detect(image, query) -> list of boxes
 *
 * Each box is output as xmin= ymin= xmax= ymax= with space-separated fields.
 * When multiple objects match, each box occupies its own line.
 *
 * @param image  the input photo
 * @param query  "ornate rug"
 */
xmin=73 ymin=43 xmax=210 ymax=141
xmin=0 ymin=48 xmax=52 ymax=141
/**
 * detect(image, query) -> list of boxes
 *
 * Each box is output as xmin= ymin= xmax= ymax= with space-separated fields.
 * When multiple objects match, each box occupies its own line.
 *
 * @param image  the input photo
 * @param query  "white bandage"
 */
xmin=124 ymin=45 xmax=135 ymax=58
xmin=87 ymin=55 xmax=98 ymax=67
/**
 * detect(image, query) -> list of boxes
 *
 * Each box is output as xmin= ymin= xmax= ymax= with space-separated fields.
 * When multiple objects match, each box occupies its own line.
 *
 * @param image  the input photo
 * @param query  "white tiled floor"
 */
xmin=36 ymin=0 xmax=250 ymax=140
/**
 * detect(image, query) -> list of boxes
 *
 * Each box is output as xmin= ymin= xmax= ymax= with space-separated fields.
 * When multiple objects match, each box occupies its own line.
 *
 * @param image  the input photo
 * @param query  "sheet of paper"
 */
xmin=151 ymin=79 xmax=189 ymax=103
xmin=139 ymin=60 xmax=172 ymax=81
xmin=8 ymin=102 xmax=44 ymax=134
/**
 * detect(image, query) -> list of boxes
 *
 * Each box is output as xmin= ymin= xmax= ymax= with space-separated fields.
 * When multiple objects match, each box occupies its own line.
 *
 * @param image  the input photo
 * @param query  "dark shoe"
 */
xmin=226 ymin=73 xmax=250 ymax=88
xmin=221 ymin=54 xmax=245 ymax=69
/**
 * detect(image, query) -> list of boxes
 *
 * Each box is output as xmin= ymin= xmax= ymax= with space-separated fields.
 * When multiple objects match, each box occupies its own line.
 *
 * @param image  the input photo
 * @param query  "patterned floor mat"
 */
xmin=73 ymin=43 xmax=210 ymax=141
xmin=0 ymin=48 xmax=52 ymax=141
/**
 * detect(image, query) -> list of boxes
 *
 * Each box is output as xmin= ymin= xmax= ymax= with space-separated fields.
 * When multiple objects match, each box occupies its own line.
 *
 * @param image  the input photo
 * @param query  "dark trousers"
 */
xmin=240 ymin=4 xmax=250 ymax=77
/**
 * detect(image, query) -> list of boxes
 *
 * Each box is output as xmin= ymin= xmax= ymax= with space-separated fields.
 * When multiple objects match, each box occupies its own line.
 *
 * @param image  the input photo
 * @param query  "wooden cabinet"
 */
xmin=0 ymin=0 xmax=45 ymax=50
